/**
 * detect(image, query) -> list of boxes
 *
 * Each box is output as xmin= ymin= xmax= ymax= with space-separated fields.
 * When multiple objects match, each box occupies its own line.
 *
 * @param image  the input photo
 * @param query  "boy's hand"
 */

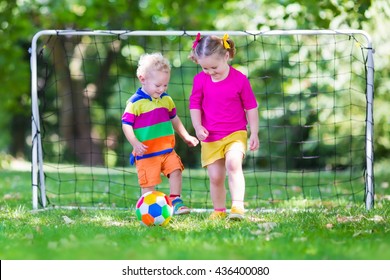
xmin=132 ymin=140 xmax=148 ymax=156
xmin=185 ymin=135 xmax=199 ymax=147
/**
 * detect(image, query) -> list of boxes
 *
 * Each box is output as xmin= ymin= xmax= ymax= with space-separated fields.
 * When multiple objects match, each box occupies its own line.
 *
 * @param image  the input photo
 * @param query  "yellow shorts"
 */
xmin=201 ymin=131 xmax=247 ymax=167
xmin=135 ymin=150 xmax=184 ymax=188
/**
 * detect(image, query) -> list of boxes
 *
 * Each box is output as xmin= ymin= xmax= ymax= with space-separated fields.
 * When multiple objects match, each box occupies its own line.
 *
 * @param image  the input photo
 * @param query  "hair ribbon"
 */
xmin=222 ymin=34 xmax=230 ymax=49
xmin=192 ymin=32 xmax=201 ymax=49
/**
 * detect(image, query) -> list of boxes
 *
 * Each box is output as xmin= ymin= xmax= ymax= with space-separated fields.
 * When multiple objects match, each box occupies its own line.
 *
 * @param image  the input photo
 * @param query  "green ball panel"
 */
xmin=161 ymin=204 xmax=173 ymax=218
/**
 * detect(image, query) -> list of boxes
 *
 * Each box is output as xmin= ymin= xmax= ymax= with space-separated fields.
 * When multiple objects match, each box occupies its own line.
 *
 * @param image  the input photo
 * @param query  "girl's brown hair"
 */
xmin=189 ymin=34 xmax=236 ymax=63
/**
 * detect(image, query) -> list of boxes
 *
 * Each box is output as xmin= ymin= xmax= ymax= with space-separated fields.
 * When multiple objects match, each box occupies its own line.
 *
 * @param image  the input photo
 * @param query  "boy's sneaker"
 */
xmin=171 ymin=197 xmax=190 ymax=215
xmin=228 ymin=206 xmax=245 ymax=220
xmin=209 ymin=211 xmax=227 ymax=220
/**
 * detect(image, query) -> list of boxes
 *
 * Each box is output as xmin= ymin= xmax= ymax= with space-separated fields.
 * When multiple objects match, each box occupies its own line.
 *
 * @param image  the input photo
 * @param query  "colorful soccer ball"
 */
xmin=135 ymin=191 xmax=173 ymax=226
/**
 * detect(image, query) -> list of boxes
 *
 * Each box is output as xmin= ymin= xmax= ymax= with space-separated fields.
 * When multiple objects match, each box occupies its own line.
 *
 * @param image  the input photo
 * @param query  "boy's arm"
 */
xmin=122 ymin=124 xmax=148 ymax=156
xmin=171 ymin=115 xmax=199 ymax=147
xmin=246 ymin=108 xmax=260 ymax=151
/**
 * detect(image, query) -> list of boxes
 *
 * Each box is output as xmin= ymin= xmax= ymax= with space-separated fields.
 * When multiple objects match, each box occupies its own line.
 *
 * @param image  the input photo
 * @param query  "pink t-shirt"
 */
xmin=189 ymin=66 xmax=258 ymax=142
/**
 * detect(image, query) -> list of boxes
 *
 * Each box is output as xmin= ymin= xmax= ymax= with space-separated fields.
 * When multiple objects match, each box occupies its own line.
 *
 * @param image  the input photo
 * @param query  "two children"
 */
xmin=123 ymin=33 xmax=259 ymax=219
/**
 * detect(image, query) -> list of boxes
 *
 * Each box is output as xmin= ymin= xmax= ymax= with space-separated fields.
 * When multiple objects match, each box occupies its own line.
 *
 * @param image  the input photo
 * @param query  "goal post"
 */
xmin=30 ymin=29 xmax=375 ymax=210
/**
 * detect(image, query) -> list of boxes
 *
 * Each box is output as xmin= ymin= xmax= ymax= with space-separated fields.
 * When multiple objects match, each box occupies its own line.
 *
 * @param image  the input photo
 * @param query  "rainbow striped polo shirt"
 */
xmin=122 ymin=88 xmax=176 ymax=164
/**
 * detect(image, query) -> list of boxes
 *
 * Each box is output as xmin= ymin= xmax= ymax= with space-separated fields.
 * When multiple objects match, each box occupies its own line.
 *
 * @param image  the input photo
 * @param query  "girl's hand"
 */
xmin=195 ymin=126 xmax=209 ymax=141
xmin=249 ymin=134 xmax=260 ymax=151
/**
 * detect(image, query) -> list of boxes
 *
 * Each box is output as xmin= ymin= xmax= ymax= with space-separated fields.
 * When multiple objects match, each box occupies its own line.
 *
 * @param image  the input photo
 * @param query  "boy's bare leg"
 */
xmin=169 ymin=169 xmax=190 ymax=214
xmin=141 ymin=186 xmax=155 ymax=195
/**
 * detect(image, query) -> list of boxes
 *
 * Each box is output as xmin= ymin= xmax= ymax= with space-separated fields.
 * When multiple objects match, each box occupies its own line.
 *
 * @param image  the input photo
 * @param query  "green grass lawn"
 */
xmin=0 ymin=168 xmax=389 ymax=260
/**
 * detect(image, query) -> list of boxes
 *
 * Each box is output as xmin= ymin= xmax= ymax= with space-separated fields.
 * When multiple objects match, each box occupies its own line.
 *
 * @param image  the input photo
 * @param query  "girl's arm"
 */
xmin=246 ymin=108 xmax=260 ymax=151
xmin=190 ymin=109 xmax=209 ymax=141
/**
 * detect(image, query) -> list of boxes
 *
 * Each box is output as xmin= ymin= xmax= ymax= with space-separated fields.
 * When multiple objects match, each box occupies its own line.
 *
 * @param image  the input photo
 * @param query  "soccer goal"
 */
xmin=30 ymin=30 xmax=375 ymax=211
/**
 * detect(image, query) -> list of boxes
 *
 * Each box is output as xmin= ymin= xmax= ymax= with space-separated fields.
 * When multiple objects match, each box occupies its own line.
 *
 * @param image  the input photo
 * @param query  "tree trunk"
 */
xmin=52 ymin=37 xmax=104 ymax=166
xmin=9 ymin=112 xmax=28 ymax=158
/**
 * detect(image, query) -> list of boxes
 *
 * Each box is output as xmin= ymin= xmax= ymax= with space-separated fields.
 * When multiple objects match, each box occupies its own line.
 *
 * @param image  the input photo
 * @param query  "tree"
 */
xmin=2 ymin=0 xmax=390 ymax=167
xmin=0 ymin=0 xmax=236 ymax=164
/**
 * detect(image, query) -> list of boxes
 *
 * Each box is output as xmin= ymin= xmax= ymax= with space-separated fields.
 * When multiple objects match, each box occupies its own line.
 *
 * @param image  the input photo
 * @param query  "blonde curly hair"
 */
xmin=136 ymin=52 xmax=171 ymax=78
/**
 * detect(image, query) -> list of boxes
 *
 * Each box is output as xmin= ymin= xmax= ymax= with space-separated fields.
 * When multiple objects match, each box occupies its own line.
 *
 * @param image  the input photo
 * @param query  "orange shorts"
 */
xmin=135 ymin=150 xmax=184 ymax=188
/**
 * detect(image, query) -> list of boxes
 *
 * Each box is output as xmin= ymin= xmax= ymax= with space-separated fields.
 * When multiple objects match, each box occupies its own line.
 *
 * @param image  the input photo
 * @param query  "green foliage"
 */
xmin=1 ymin=0 xmax=390 ymax=167
xmin=219 ymin=0 xmax=372 ymax=30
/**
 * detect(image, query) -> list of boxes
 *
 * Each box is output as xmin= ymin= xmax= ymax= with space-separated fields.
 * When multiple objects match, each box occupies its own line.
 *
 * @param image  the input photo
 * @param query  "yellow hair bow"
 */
xmin=222 ymin=34 xmax=230 ymax=49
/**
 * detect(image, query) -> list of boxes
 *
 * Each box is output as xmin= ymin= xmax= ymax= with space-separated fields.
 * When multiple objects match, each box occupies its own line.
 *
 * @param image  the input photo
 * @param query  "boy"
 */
xmin=122 ymin=53 xmax=199 ymax=214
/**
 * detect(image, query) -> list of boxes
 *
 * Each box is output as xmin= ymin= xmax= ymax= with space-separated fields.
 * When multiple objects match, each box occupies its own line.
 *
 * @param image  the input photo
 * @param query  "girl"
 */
xmin=189 ymin=33 xmax=259 ymax=220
